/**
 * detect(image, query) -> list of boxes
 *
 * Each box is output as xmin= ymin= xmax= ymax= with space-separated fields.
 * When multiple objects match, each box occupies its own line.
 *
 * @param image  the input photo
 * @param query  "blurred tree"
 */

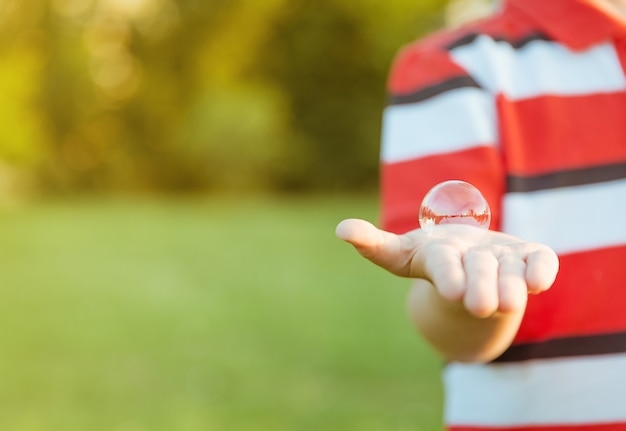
xmin=0 ymin=0 xmax=450 ymax=197
xmin=260 ymin=0 xmax=449 ymax=191
xmin=0 ymin=0 xmax=49 ymax=197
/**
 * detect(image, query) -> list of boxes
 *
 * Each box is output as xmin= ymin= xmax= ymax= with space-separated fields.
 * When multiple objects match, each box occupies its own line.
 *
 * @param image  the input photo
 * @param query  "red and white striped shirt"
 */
xmin=380 ymin=0 xmax=626 ymax=429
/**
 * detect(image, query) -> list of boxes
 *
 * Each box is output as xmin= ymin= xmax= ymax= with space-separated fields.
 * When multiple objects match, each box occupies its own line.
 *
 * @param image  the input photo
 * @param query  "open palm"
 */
xmin=336 ymin=218 xmax=559 ymax=318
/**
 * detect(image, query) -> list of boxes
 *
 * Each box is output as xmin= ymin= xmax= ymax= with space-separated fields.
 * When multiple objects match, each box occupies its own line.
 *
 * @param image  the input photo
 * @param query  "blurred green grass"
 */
xmin=0 ymin=195 xmax=443 ymax=431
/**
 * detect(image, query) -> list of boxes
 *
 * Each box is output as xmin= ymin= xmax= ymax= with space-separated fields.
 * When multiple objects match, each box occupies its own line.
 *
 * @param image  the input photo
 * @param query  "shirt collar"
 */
xmin=506 ymin=0 xmax=626 ymax=50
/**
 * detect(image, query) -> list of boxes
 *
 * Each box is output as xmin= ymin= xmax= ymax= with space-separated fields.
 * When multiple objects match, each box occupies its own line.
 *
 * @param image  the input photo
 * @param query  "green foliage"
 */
xmin=0 ymin=196 xmax=443 ymax=430
xmin=0 ymin=0 xmax=450 ymax=196
xmin=0 ymin=41 xmax=48 ymax=165
xmin=260 ymin=0 xmax=449 ymax=191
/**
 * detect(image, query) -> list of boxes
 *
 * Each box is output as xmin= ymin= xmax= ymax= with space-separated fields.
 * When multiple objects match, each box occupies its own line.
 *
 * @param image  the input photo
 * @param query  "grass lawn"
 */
xmin=0 ymin=194 xmax=443 ymax=431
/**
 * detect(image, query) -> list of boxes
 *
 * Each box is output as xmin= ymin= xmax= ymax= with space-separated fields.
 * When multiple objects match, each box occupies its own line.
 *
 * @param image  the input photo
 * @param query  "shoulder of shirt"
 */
xmin=387 ymin=9 xmax=540 ymax=95
xmin=386 ymin=20 xmax=486 ymax=95
xmin=402 ymin=8 xmax=532 ymax=57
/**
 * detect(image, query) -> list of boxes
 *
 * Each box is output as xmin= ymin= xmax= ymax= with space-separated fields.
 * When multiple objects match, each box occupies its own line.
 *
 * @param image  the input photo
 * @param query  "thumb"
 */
xmin=335 ymin=218 xmax=411 ymax=276
xmin=335 ymin=218 xmax=385 ymax=250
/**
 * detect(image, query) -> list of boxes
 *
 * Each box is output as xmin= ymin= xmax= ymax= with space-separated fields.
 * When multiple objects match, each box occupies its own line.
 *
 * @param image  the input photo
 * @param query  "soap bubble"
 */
xmin=419 ymin=180 xmax=491 ymax=232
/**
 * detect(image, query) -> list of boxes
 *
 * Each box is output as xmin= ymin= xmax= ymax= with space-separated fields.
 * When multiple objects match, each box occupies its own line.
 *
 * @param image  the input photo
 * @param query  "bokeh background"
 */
xmin=0 ymin=0 xmax=490 ymax=430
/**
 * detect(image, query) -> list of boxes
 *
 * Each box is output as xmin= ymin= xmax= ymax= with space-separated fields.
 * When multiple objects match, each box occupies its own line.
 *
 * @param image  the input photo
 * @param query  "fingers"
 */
xmin=497 ymin=254 xmax=529 ymax=313
xmin=462 ymin=245 xmax=555 ymax=318
xmin=525 ymin=246 xmax=560 ymax=294
xmin=424 ymin=244 xmax=519 ymax=318
xmin=463 ymin=248 xmax=499 ymax=317
xmin=431 ymin=245 xmax=547 ymax=318
xmin=419 ymin=243 xmax=465 ymax=301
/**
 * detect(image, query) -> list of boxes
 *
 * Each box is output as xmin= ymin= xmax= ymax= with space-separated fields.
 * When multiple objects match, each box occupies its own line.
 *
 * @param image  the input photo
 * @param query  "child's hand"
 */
xmin=336 ymin=218 xmax=559 ymax=318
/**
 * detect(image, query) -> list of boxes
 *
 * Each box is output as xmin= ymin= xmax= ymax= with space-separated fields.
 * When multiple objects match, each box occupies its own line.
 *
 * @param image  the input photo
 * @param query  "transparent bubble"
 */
xmin=419 ymin=180 xmax=491 ymax=232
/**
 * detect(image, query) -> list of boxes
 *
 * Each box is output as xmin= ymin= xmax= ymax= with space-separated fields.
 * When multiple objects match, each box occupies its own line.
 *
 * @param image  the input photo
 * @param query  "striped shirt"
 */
xmin=380 ymin=0 xmax=626 ymax=429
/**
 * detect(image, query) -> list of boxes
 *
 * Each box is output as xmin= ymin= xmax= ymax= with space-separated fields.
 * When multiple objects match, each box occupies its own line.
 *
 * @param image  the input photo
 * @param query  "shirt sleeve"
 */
xmin=379 ymin=40 xmax=505 ymax=234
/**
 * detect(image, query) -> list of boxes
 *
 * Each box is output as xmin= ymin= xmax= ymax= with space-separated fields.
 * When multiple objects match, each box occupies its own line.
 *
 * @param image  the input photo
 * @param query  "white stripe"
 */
xmin=502 ymin=179 xmax=626 ymax=254
xmin=444 ymin=353 xmax=626 ymax=426
xmin=380 ymin=88 xmax=496 ymax=163
xmin=451 ymin=36 xmax=626 ymax=100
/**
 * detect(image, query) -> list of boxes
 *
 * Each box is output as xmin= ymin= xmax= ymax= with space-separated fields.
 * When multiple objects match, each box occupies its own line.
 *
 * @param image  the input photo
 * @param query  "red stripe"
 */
xmin=516 ymin=245 xmax=626 ymax=343
xmin=449 ymin=423 xmax=626 ymax=431
xmin=499 ymin=93 xmax=626 ymax=176
xmin=388 ymin=45 xmax=468 ymax=95
xmin=615 ymin=39 xmax=626 ymax=75
xmin=380 ymin=146 xmax=505 ymax=234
